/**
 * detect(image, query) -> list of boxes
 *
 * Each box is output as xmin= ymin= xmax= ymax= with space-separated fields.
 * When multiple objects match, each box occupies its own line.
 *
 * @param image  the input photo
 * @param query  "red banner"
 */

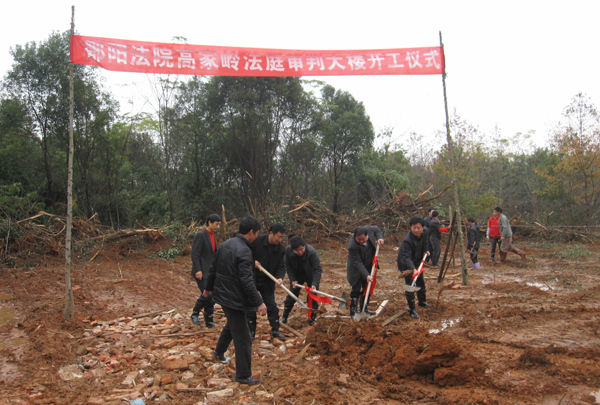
xmin=70 ymin=35 xmax=444 ymax=77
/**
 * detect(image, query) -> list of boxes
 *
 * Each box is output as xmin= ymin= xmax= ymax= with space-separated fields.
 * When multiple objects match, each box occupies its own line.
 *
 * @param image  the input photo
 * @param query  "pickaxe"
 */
xmin=353 ymin=243 xmax=380 ymax=320
xmin=292 ymin=282 xmax=349 ymax=311
xmin=257 ymin=263 xmax=316 ymax=312
xmin=403 ymin=253 xmax=429 ymax=292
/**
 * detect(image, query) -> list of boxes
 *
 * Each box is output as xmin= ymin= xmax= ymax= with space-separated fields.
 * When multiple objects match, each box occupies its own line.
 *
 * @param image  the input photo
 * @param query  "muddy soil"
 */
xmin=1 ymin=236 xmax=599 ymax=405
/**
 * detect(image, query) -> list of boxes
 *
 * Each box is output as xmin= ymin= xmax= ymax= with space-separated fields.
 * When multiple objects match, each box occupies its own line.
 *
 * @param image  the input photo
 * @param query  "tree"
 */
xmin=320 ymin=85 xmax=374 ymax=212
xmin=543 ymin=92 xmax=600 ymax=223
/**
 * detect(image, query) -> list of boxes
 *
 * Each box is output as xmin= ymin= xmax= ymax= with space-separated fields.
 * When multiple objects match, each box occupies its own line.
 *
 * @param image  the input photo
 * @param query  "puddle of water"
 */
xmin=525 ymin=282 xmax=550 ymax=291
xmin=429 ymin=317 xmax=462 ymax=334
xmin=0 ymin=307 xmax=16 ymax=326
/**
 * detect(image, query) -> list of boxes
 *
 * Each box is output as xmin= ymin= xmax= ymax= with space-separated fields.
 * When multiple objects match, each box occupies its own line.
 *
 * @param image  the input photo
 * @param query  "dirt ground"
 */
xmin=1 ymin=234 xmax=600 ymax=405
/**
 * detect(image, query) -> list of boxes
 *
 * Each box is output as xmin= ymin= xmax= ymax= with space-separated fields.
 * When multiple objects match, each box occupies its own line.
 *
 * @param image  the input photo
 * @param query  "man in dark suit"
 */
xmin=281 ymin=236 xmax=323 ymax=326
xmin=190 ymin=214 xmax=221 ymax=328
xmin=205 ymin=216 xmax=266 ymax=385
xmin=398 ymin=216 xmax=431 ymax=319
xmin=346 ymin=225 xmax=384 ymax=317
xmin=248 ymin=223 xmax=287 ymax=339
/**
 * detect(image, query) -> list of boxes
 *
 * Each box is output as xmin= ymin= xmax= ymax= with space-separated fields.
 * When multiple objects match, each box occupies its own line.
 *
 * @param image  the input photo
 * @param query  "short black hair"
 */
xmin=239 ymin=216 xmax=261 ymax=235
xmin=467 ymin=217 xmax=475 ymax=223
xmin=269 ymin=223 xmax=286 ymax=235
xmin=431 ymin=210 xmax=439 ymax=218
xmin=494 ymin=207 xmax=503 ymax=213
xmin=354 ymin=226 xmax=368 ymax=237
xmin=206 ymin=214 xmax=222 ymax=226
xmin=427 ymin=208 xmax=434 ymax=214
xmin=290 ymin=236 xmax=306 ymax=250
xmin=409 ymin=216 xmax=425 ymax=227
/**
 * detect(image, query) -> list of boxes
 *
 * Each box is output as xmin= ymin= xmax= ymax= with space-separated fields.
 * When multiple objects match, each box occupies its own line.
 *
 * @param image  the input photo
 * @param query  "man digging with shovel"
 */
xmin=281 ymin=236 xmax=325 ymax=326
xmin=346 ymin=225 xmax=384 ymax=318
xmin=398 ymin=216 xmax=431 ymax=319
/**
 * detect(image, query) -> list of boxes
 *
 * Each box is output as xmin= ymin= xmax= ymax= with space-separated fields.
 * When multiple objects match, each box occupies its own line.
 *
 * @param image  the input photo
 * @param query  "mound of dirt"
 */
xmin=306 ymin=318 xmax=486 ymax=387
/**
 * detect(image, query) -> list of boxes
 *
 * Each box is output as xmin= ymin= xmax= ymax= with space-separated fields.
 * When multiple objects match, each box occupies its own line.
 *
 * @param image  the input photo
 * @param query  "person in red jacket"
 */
xmin=487 ymin=211 xmax=502 ymax=261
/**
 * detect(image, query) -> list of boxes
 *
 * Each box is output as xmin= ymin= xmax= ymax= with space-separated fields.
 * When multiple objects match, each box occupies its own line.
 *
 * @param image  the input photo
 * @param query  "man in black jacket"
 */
xmin=429 ymin=210 xmax=449 ymax=267
xmin=467 ymin=218 xmax=481 ymax=269
xmin=281 ymin=236 xmax=323 ymax=326
xmin=190 ymin=214 xmax=221 ymax=328
xmin=205 ymin=216 xmax=266 ymax=385
xmin=397 ymin=216 xmax=431 ymax=319
xmin=424 ymin=208 xmax=434 ymax=263
xmin=346 ymin=225 xmax=384 ymax=317
xmin=248 ymin=223 xmax=287 ymax=339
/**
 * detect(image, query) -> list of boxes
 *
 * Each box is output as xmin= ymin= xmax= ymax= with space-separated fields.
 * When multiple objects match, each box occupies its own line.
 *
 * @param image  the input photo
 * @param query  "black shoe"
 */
xmin=235 ymin=376 xmax=262 ymax=385
xmin=212 ymin=352 xmax=226 ymax=362
xmin=418 ymin=301 xmax=432 ymax=308
xmin=409 ymin=309 xmax=419 ymax=319
xmin=205 ymin=321 xmax=217 ymax=328
xmin=191 ymin=314 xmax=201 ymax=325
xmin=309 ymin=319 xmax=316 ymax=326
xmin=272 ymin=330 xmax=284 ymax=339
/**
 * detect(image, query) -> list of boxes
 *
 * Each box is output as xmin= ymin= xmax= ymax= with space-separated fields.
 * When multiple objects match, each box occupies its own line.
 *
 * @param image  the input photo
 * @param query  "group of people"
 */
xmin=189 ymin=207 xmax=525 ymax=385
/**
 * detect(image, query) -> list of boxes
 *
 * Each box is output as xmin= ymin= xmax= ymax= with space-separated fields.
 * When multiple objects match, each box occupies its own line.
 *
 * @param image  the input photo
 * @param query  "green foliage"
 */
xmin=555 ymin=244 xmax=592 ymax=259
xmin=157 ymin=246 xmax=182 ymax=259
xmin=0 ymin=183 xmax=45 ymax=220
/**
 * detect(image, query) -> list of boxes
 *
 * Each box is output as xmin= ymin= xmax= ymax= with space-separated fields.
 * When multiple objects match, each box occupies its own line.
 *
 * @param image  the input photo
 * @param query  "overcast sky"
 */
xmin=1 ymin=1 xmax=598 ymax=150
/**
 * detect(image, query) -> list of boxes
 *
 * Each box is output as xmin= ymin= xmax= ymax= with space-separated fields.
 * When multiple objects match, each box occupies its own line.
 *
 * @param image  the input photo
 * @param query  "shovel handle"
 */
xmin=292 ymin=282 xmax=345 ymax=303
xmin=257 ymin=264 xmax=314 ymax=311
xmin=410 ymin=253 xmax=429 ymax=287
xmin=361 ymin=243 xmax=380 ymax=313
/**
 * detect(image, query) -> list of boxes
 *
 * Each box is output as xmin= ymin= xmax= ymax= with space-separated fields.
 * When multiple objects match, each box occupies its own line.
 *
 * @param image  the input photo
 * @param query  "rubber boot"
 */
xmin=247 ymin=317 xmax=257 ymax=341
xmin=309 ymin=312 xmax=317 ymax=326
xmin=407 ymin=297 xmax=419 ymax=319
xmin=269 ymin=316 xmax=284 ymax=339
xmin=349 ymin=298 xmax=358 ymax=317
xmin=204 ymin=307 xmax=217 ymax=329
xmin=191 ymin=302 xmax=203 ymax=325
xmin=281 ymin=305 xmax=294 ymax=324
xmin=500 ymin=252 xmax=508 ymax=263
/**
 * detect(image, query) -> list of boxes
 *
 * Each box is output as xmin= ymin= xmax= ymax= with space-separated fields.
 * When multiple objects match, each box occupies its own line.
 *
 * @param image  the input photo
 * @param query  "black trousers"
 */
xmin=246 ymin=282 xmax=279 ymax=321
xmin=214 ymin=306 xmax=253 ymax=379
xmin=403 ymin=273 xmax=426 ymax=305
xmin=490 ymin=237 xmax=501 ymax=259
xmin=470 ymin=247 xmax=479 ymax=264
xmin=194 ymin=277 xmax=214 ymax=314
xmin=430 ymin=236 xmax=441 ymax=266
xmin=350 ymin=277 xmax=368 ymax=299
xmin=284 ymin=274 xmax=318 ymax=311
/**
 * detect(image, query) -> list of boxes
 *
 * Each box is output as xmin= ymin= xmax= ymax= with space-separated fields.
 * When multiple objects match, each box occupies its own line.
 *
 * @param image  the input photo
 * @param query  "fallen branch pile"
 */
xmin=280 ymin=185 xmax=451 ymax=241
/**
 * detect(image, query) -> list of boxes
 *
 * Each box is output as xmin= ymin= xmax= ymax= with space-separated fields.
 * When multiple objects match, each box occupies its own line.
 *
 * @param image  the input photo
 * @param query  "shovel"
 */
xmin=353 ymin=243 xmax=380 ymax=320
xmin=292 ymin=282 xmax=349 ymax=311
xmin=403 ymin=253 xmax=429 ymax=292
xmin=257 ymin=263 xmax=315 ymax=312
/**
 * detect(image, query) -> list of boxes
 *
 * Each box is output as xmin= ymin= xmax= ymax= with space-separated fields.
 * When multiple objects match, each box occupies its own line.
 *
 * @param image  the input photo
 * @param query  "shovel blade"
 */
xmin=352 ymin=311 xmax=369 ymax=321
xmin=338 ymin=292 xmax=349 ymax=310
xmin=403 ymin=285 xmax=421 ymax=292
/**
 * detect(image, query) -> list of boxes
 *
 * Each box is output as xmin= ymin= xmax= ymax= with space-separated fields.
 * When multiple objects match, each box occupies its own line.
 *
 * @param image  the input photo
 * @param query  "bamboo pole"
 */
xmin=439 ymin=31 xmax=468 ymax=286
xmin=64 ymin=5 xmax=75 ymax=321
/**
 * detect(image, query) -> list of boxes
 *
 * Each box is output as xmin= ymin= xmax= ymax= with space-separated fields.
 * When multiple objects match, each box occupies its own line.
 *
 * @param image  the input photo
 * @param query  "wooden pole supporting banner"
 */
xmin=64 ymin=5 xmax=75 ymax=322
xmin=439 ymin=31 xmax=469 ymax=286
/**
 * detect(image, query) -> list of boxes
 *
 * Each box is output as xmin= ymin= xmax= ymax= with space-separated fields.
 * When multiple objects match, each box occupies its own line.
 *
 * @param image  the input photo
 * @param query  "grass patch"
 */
xmin=555 ymin=244 xmax=592 ymax=259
